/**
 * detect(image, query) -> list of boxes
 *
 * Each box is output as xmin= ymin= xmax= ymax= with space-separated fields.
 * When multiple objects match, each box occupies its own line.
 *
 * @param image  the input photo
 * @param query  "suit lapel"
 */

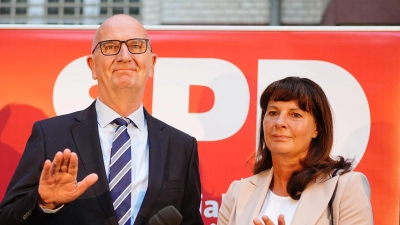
xmin=291 ymin=175 xmax=339 ymax=225
xmin=72 ymin=101 xmax=118 ymax=225
xmin=134 ymin=109 xmax=169 ymax=224
xmin=237 ymin=169 xmax=273 ymax=224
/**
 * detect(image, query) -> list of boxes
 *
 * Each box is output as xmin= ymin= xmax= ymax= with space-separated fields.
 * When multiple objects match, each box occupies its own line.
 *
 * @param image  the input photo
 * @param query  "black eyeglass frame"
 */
xmin=91 ymin=38 xmax=150 ymax=55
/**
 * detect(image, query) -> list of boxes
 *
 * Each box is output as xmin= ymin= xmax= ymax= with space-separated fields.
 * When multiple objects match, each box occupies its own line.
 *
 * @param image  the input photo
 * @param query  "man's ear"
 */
xmin=149 ymin=53 xmax=157 ymax=78
xmin=87 ymin=56 xmax=97 ymax=80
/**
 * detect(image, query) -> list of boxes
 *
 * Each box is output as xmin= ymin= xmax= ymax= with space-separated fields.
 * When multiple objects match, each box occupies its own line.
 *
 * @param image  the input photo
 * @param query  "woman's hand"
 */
xmin=253 ymin=215 xmax=286 ymax=225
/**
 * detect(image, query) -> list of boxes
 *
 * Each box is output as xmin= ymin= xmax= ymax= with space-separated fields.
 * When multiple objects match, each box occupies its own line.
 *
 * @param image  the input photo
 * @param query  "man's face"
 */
xmin=87 ymin=16 xmax=157 ymax=102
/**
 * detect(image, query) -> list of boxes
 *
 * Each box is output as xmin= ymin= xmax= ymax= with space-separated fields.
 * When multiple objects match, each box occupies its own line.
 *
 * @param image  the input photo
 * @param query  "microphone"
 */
xmin=148 ymin=205 xmax=183 ymax=225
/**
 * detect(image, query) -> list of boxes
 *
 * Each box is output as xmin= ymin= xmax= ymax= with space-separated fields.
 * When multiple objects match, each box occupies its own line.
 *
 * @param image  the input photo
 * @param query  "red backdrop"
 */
xmin=0 ymin=27 xmax=399 ymax=224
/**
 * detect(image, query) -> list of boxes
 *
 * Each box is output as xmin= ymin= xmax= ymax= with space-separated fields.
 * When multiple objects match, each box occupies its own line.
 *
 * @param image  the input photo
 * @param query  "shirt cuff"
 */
xmin=39 ymin=204 xmax=65 ymax=213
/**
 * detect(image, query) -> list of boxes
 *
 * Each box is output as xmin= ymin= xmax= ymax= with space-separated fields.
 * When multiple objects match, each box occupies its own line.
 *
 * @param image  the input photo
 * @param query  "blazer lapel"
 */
xmin=291 ymin=175 xmax=339 ymax=225
xmin=134 ymin=109 xmax=169 ymax=224
xmin=72 ymin=101 xmax=118 ymax=225
xmin=237 ymin=169 xmax=273 ymax=225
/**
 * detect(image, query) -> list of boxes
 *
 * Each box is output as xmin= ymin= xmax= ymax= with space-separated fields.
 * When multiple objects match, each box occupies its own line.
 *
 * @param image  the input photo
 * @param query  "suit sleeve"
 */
xmin=217 ymin=180 xmax=238 ymax=225
xmin=337 ymin=172 xmax=374 ymax=224
xmin=179 ymin=137 xmax=204 ymax=225
xmin=0 ymin=122 xmax=55 ymax=224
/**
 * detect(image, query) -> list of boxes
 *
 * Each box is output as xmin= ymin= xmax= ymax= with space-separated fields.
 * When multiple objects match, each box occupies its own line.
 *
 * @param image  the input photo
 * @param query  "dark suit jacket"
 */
xmin=0 ymin=101 xmax=203 ymax=225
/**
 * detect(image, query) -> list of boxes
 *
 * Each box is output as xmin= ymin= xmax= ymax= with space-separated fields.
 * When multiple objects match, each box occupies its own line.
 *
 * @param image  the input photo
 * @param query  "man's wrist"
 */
xmin=38 ymin=197 xmax=60 ymax=210
xmin=38 ymin=202 xmax=58 ymax=210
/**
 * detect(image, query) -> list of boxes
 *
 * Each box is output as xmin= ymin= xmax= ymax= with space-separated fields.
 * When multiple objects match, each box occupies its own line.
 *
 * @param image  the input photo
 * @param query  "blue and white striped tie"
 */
xmin=109 ymin=117 xmax=133 ymax=225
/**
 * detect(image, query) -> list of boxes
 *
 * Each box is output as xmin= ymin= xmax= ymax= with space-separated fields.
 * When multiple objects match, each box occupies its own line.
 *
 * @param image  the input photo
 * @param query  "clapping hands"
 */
xmin=253 ymin=215 xmax=286 ymax=225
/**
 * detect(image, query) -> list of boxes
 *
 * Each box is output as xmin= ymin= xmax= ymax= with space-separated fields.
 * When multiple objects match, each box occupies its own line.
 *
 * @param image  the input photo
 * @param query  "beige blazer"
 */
xmin=217 ymin=168 xmax=373 ymax=225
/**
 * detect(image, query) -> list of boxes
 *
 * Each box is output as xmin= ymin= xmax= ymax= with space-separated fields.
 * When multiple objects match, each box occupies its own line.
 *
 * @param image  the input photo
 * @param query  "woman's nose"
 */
xmin=274 ymin=114 xmax=287 ymax=128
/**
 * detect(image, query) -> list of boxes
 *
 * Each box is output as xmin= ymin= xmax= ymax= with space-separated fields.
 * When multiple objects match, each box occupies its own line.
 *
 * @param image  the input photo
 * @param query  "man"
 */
xmin=0 ymin=14 xmax=203 ymax=225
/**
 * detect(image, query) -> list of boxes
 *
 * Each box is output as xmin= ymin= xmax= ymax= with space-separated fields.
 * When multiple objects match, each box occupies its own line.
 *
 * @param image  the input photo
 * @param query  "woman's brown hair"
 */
xmin=254 ymin=77 xmax=352 ymax=200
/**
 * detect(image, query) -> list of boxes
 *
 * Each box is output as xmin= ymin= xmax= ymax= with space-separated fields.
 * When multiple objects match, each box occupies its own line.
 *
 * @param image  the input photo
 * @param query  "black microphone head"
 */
xmin=149 ymin=205 xmax=183 ymax=225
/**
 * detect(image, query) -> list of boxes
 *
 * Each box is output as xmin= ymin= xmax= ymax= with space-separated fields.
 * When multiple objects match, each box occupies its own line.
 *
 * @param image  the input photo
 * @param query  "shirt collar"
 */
xmin=95 ymin=99 xmax=145 ymax=130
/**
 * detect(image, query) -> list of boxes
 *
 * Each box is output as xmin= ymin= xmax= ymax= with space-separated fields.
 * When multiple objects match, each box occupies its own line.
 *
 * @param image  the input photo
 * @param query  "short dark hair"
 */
xmin=253 ymin=76 xmax=352 ymax=200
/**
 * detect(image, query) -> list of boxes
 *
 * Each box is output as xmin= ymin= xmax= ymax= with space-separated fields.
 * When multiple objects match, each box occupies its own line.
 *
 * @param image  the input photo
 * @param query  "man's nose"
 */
xmin=117 ymin=43 xmax=131 ymax=59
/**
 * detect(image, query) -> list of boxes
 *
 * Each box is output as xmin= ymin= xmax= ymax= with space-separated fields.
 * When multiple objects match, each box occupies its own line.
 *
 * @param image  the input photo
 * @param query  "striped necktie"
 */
xmin=109 ymin=117 xmax=133 ymax=225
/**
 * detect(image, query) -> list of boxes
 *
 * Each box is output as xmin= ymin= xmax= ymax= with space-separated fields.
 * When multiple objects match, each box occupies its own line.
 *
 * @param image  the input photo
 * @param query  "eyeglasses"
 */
xmin=91 ymin=38 xmax=150 ymax=56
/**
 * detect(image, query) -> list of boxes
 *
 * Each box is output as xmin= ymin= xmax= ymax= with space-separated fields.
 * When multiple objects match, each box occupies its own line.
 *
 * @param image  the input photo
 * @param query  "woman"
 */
xmin=217 ymin=77 xmax=373 ymax=225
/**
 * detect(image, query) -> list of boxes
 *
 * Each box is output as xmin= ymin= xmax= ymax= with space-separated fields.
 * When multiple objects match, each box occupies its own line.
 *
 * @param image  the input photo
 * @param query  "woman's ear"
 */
xmin=312 ymin=126 xmax=318 ymax=139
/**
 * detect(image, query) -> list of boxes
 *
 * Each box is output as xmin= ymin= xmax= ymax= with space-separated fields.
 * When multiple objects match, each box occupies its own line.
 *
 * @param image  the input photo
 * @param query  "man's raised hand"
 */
xmin=38 ymin=149 xmax=98 ymax=209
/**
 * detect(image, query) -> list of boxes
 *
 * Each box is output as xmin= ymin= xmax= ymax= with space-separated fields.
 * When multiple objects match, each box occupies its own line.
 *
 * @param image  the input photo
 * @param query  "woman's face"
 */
xmin=263 ymin=100 xmax=318 ymax=159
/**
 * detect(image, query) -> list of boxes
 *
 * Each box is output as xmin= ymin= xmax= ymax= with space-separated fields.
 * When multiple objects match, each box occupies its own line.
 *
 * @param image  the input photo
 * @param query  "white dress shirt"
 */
xmin=96 ymin=99 xmax=149 ymax=224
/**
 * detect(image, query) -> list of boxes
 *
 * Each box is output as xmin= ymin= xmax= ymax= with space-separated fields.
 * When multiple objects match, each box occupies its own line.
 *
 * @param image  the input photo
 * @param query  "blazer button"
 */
xmin=23 ymin=209 xmax=32 ymax=220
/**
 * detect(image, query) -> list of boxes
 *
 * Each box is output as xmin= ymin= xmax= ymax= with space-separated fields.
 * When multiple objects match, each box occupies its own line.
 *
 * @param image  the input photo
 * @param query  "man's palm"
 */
xmin=38 ymin=149 xmax=98 ymax=209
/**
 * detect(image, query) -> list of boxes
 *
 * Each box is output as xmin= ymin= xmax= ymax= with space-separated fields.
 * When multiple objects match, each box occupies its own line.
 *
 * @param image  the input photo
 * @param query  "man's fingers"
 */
xmin=68 ymin=152 xmax=79 ymax=175
xmin=40 ymin=160 xmax=52 ymax=181
xmin=60 ymin=149 xmax=71 ymax=172
xmin=73 ymin=174 xmax=98 ymax=197
xmin=50 ymin=151 xmax=63 ymax=175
